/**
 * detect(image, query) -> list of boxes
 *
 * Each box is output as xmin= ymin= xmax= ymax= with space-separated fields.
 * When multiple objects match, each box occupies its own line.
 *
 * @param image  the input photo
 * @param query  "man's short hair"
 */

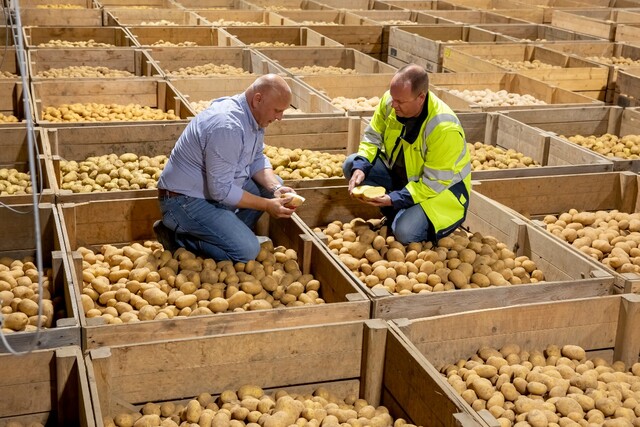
xmin=396 ymin=64 xmax=429 ymax=96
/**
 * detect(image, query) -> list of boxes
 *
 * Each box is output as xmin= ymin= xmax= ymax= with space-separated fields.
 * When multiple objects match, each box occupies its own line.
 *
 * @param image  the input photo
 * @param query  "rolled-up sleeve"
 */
xmin=203 ymin=125 xmax=245 ymax=207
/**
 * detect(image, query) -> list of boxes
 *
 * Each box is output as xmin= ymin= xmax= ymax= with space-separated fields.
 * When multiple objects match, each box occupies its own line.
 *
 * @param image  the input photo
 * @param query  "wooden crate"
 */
xmin=388 ymin=25 xmax=520 ymax=73
xmin=614 ymin=23 xmax=640 ymax=42
xmin=415 ymin=9 xmax=533 ymax=25
xmin=86 ymin=319 xmax=490 ymax=427
xmin=615 ymin=67 xmax=640 ymax=103
xmin=427 ymin=0 xmax=546 ymax=23
xmin=552 ymin=8 xmax=640 ymax=41
xmin=0 ymin=47 xmax=19 ymax=79
xmin=442 ymin=43 xmax=610 ymax=100
xmin=473 ymin=171 xmax=640 ymax=293
xmin=390 ymin=294 xmax=640 ymax=427
xmin=219 ymin=26 xmax=342 ymax=47
xmin=98 ymin=0 xmax=182 ymax=7
xmin=370 ymin=0 xmax=466 ymax=11
xmin=473 ymin=23 xmax=604 ymax=42
xmin=238 ymin=0 xmax=332 ymax=9
xmin=430 ymin=72 xmax=602 ymax=112
xmin=0 ymin=126 xmax=55 ymax=205
xmin=59 ymin=197 xmax=369 ymax=349
xmin=312 ymin=0 xmax=375 ymax=8
xmin=277 ymin=11 xmax=385 ymax=58
xmin=32 ymin=79 xmax=193 ymax=127
xmin=254 ymin=47 xmax=396 ymax=77
xmin=0 ymin=203 xmax=81 ymax=352
xmin=125 ymin=26 xmax=230 ymax=47
xmin=196 ymin=10 xmax=287 ymax=25
xmin=293 ymin=186 xmax=614 ymax=320
xmin=22 ymin=26 xmax=135 ymax=49
xmin=0 ymin=81 xmax=27 ymax=124
xmin=45 ymin=123 xmax=186 ymax=203
xmin=0 ymin=346 xmax=94 ymax=427
xmin=502 ymin=106 xmax=640 ymax=172
xmin=172 ymin=0 xmax=254 ymax=8
xmin=104 ymin=8 xmax=205 ymax=26
xmin=28 ymin=48 xmax=162 ymax=81
xmin=144 ymin=47 xmax=275 ymax=77
xmin=488 ymin=0 xmax=608 ymax=23
xmin=15 ymin=0 xmax=92 ymax=7
xmin=168 ymin=75 xmax=344 ymax=117
xmin=19 ymin=7 xmax=103 ymax=27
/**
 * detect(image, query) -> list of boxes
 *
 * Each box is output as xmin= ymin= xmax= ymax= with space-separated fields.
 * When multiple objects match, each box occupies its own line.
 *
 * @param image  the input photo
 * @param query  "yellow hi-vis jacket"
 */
xmin=358 ymin=90 xmax=472 ymax=239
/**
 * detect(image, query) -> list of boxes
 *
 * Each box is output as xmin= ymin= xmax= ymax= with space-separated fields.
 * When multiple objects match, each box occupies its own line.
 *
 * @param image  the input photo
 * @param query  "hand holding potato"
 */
xmin=348 ymin=169 xmax=365 ymax=193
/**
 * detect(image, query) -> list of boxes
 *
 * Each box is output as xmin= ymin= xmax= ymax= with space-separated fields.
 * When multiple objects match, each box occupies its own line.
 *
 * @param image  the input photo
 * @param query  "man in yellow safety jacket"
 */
xmin=344 ymin=64 xmax=471 ymax=244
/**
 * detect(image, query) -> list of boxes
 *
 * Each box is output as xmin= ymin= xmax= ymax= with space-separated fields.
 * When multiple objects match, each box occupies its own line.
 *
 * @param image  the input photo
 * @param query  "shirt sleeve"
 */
xmin=249 ymin=137 xmax=271 ymax=177
xmin=203 ymin=123 xmax=245 ymax=207
xmin=351 ymin=155 xmax=374 ymax=176
xmin=389 ymin=188 xmax=414 ymax=210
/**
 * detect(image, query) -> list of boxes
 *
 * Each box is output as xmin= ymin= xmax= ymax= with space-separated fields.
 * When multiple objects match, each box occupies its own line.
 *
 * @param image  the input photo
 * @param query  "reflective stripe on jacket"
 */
xmin=358 ymin=90 xmax=472 ymax=238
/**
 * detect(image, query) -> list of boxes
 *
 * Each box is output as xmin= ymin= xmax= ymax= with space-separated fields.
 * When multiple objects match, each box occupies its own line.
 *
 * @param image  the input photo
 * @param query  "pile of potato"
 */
xmin=105 ymin=385 xmax=419 ymax=427
xmin=436 ymin=39 xmax=465 ymax=43
xmin=0 ymin=169 xmax=32 ymax=196
xmin=440 ymin=343 xmax=640 ymax=427
xmin=42 ymin=103 xmax=178 ymax=122
xmin=78 ymin=239 xmax=325 ymax=324
xmin=250 ymin=41 xmax=296 ymax=47
xmin=284 ymin=107 xmax=306 ymax=115
xmin=140 ymin=20 xmax=179 ymax=26
xmin=37 ymin=39 xmax=115 ymax=48
xmin=60 ymin=153 xmax=166 ymax=193
xmin=298 ymin=20 xmax=339 ymax=25
xmin=36 ymin=65 xmax=134 ymax=79
xmin=0 ymin=257 xmax=58 ymax=333
xmin=0 ymin=113 xmax=19 ymax=123
xmin=448 ymin=89 xmax=547 ymax=107
xmin=468 ymin=142 xmax=540 ymax=171
xmin=315 ymin=218 xmax=544 ymax=294
xmin=0 ymin=71 xmax=18 ymax=78
xmin=190 ymin=100 xmax=213 ymax=114
xmin=264 ymin=146 xmax=345 ymax=180
xmin=209 ymin=19 xmax=267 ymax=26
xmin=379 ymin=20 xmax=417 ymax=25
xmin=331 ymin=96 xmax=381 ymax=112
xmin=587 ymin=56 xmax=640 ymax=67
xmin=36 ymin=3 xmax=83 ymax=8
xmin=149 ymin=40 xmax=198 ymax=47
xmin=167 ymin=63 xmax=250 ymax=77
xmin=288 ymin=65 xmax=357 ymax=75
xmin=558 ymin=133 xmax=640 ymax=160
xmin=489 ymin=58 xmax=561 ymax=70
xmin=543 ymin=208 xmax=640 ymax=275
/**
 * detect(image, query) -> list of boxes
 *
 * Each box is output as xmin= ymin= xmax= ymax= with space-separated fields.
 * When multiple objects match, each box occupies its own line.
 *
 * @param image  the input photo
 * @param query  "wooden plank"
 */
xmin=105 ymin=9 xmax=204 ymax=26
xmin=613 ymin=293 xmax=640 ymax=367
xmin=360 ymin=318 xmax=387 ymax=407
xmin=20 ymin=8 xmax=103 ymax=26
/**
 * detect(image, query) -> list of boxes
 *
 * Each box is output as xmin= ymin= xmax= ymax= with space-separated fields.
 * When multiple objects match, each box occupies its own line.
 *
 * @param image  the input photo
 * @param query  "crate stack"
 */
xmin=2 ymin=0 xmax=640 ymax=426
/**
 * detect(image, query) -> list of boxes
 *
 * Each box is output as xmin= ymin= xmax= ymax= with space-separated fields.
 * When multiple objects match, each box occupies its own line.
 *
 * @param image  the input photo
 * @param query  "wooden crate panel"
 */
xmin=0 ymin=204 xmax=81 ymax=352
xmin=0 ymin=127 xmax=55 ymax=205
xmin=17 ymin=0 xmax=92 ymax=7
xmin=19 ymin=8 xmax=103 ymax=26
xmin=0 ymin=81 xmax=27 ymax=124
xmin=58 ymin=197 xmax=369 ymax=349
xmin=473 ymin=171 xmax=640 ymax=292
xmin=430 ymin=72 xmax=602 ymax=112
xmin=97 ymin=0 xmax=182 ymax=7
xmin=86 ymin=320 xmax=485 ymax=427
xmin=168 ymin=75 xmax=344 ymax=117
xmin=196 ymin=10 xmax=287 ymax=25
xmin=616 ymin=67 xmax=640 ymax=99
xmin=474 ymin=23 xmax=604 ymax=42
xmin=22 ymin=26 xmax=135 ymax=49
xmin=0 ymin=48 xmax=19 ymax=79
xmin=615 ymin=23 xmax=640 ymax=42
xmin=293 ymin=185 xmax=614 ymax=320
xmin=391 ymin=293 xmax=640 ymax=427
xmin=32 ymin=79 xmax=193 ymax=127
xmin=28 ymin=48 xmax=162 ymax=81
xmin=417 ymin=9 xmax=532 ymax=25
xmin=219 ymin=26 xmax=342 ymax=47
xmin=0 ymin=346 xmax=94 ymax=427
xmin=255 ymin=47 xmax=396 ymax=76
xmin=552 ymin=8 xmax=640 ymax=41
xmin=501 ymin=106 xmax=640 ymax=172
xmin=442 ymin=43 xmax=610 ymax=99
xmin=105 ymin=9 xmax=205 ymax=26
xmin=45 ymin=123 xmax=185 ymax=203
xmin=125 ymin=26 xmax=230 ymax=47
xmin=435 ymin=0 xmax=546 ymax=23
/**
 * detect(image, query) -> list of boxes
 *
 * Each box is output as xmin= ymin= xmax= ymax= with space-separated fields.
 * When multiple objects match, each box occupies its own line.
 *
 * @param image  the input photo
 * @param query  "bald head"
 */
xmin=245 ymin=74 xmax=292 ymax=128
xmin=391 ymin=64 xmax=429 ymax=97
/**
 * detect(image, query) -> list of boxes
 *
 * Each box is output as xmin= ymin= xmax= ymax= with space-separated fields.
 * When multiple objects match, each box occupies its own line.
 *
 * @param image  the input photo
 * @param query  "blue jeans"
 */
xmin=343 ymin=153 xmax=432 ymax=244
xmin=158 ymin=179 xmax=272 ymax=262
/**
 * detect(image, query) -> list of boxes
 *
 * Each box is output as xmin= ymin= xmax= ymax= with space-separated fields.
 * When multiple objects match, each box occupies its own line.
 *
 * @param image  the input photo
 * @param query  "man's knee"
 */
xmin=234 ymin=238 xmax=261 ymax=263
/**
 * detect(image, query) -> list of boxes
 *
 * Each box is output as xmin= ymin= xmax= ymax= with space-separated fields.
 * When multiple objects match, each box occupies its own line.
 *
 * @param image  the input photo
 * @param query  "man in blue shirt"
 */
xmin=154 ymin=74 xmax=298 ymax=262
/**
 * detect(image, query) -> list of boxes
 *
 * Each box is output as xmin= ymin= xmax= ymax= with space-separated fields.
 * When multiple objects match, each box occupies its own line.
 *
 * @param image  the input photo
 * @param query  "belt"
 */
xmin=157 ymin=188 xmax=184 ymax=199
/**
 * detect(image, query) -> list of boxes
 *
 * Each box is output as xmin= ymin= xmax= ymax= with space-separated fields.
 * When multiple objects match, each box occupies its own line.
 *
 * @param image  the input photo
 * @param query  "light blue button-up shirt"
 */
xmin=158 ymin=93 xmax=271 ymax=207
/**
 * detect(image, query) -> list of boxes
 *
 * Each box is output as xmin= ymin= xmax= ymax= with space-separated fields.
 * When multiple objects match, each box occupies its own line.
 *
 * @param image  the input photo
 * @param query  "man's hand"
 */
xmin=348 ymin=169 xmax=365 ymax=193
xmin=273 ymin=185 xmax=295 ymax=198
xmin=363 ymin=194 xmax=392 ymax=207
xmin=265 ymin=197 xmax=296 ymax=218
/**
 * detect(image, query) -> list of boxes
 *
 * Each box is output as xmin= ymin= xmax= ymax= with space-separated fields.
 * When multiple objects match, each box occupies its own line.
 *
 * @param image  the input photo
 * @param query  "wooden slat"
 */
xmin=360 ymin=318 xmax=387 ymax=407
xmin=613 ymin=294 xmax=640 ymax=367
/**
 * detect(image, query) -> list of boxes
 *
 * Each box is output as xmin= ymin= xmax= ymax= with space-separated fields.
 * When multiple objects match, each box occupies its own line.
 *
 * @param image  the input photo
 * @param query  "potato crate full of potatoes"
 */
xmin=32 ymin=78 xmax=193 ymax=127
xmin=442 ymin=43 xmax=609 ymax=101
xmin=390 ymin=293 xmax=640 ymax=427
xmin=422 ymin=0 xmax=545 ymax=23
xmin=57 ymin=197 xmax=369 ymax=349
xmin=472 ymin=171 xmax=640 ymax=294
xmin=501 ymin=106 xmax=640 ymax=172
xmin=86 ymin=319 xmax=490 ymax=427
xmin=104 ymin=8 xmax=206 ymax=26
xmin=551 ymin=8 xmax=640 ymax=41
xmin=125 ymin=26 xmax=230 ymax=48
xmin=410 ymin=10 xmax=531 ymax=26
xmin=216 ymin=26 xmax=342 ymax=48
xmin=21 ymin=26 xmax=136 ymax=49
xmin=18 ymin=1 xmax=103 ymax=27
xmin=0 ymin=346 xmax=94 ymax=427
xmin=292 ymin=185 xmax=614 ymax=320
xmin=473 ymin=23 xmax=606 ymax=43
xmin=195 ymin=10 xmax=288 ymax=26
xmin=0 ymin=81 xmax=28 ymax=126
xmin=0 ymin=203 xmax=81 ymax=352
xmin=44 ymin=123 xmax=187 ymax=203
xmin=0 ymin=126 xmax=55 ymax=205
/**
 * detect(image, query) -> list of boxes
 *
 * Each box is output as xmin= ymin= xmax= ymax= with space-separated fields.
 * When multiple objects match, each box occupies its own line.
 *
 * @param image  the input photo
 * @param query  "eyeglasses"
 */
xmin=392 ymin=91 xmax=425 ymax=106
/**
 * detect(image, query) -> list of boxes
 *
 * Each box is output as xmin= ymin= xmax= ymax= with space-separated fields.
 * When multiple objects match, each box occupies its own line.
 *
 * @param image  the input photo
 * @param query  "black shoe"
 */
xmin=153 ymin=220 xmax=180 ymax=252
